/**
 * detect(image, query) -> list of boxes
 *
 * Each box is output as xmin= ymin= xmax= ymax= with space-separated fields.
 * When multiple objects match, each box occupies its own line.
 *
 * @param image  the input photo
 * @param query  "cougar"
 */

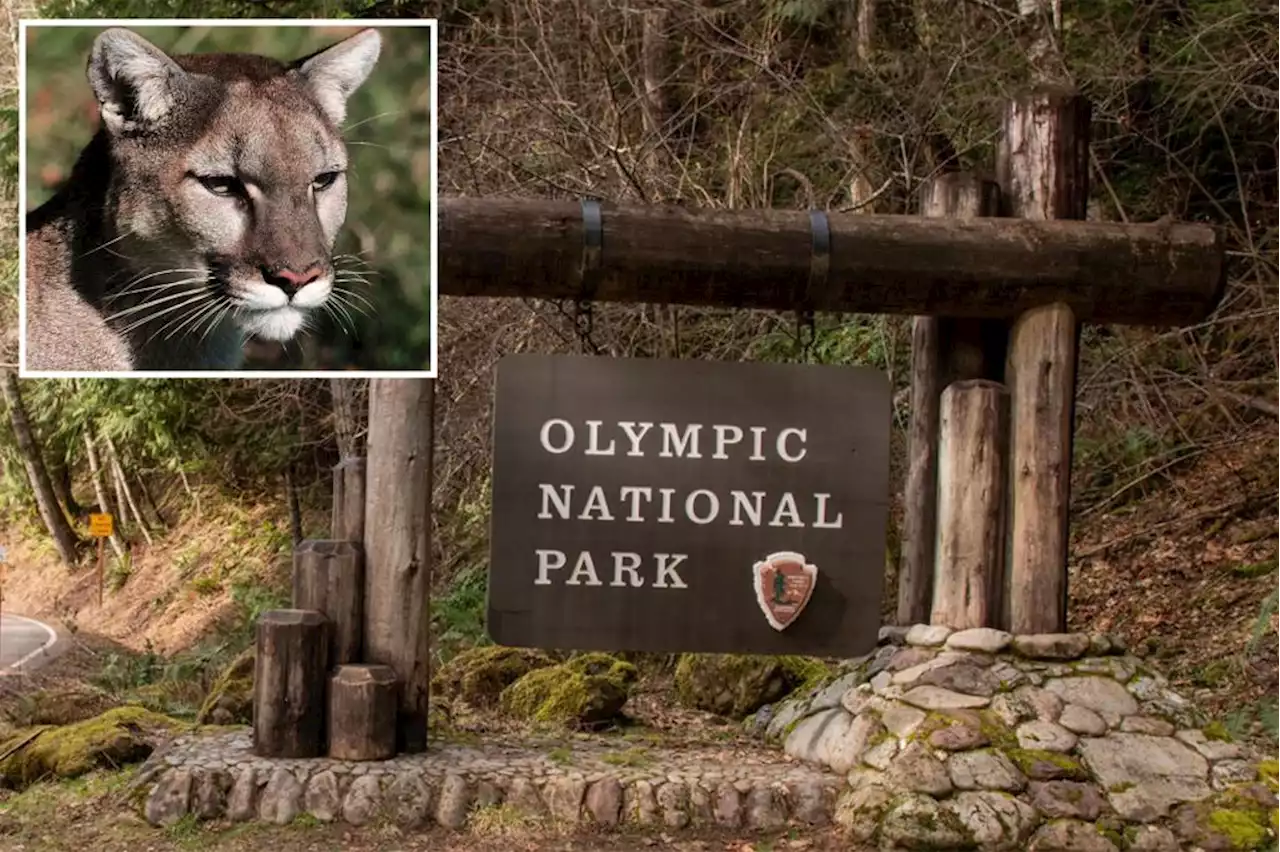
xmin=24 ymin=27 xmax=382 ymax=371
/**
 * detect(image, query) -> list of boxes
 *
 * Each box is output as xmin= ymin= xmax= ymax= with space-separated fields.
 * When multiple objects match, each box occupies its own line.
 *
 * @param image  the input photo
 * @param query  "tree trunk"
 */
xmin=104 ymin=433 xmax=152 ymax=546
xmin=363 ymin=379 xmax=435 ymax=753
xmin=49 ymin=456 xmax=79 ymax=521
xmin=107 ymin=442 xmax=129 ymax=536
xmin=252 ymin=609 xmax=329 ymax=758
xmin=328 ymin=664 xmax=398 ymax=761
xmin=81 ymin=428 xmax=125 ymax=560
xmin=639 ymin=6 xmax=670 ymax=184
xmin=0 ymin=373 xmax=78 ymax=566
xmin=135 ymin=474 xmax=167 ymax=528
xmin=285 ymin=464 xmax=303 ymax=549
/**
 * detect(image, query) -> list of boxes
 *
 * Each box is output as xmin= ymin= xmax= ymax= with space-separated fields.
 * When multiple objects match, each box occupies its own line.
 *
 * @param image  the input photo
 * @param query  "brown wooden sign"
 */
xmin=487 ymin=354 xmax=890 ymax=657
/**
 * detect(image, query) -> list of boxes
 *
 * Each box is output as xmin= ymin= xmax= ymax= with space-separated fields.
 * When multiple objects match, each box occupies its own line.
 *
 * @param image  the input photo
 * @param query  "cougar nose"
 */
xmin=262 ymin=264 xmax=324 ymax=296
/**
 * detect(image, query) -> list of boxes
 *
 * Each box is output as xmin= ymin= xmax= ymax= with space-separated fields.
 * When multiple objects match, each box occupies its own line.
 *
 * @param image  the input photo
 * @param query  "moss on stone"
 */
xmin=674 ymin=653 xmax=822 ymax=719
xmin=781 ymin=714 xmax=805 ymax=740
xmin=1004 ymin=748 xmax=1087 ymax=781
xmin=1097 ymin=826 xmax=1126 ymax=847
xmin=1206 ymin=809 xmax=1269 ymax=849
xmin=563 ymin=652 xmax=638 ymax=687
xmin=600 ymin=747 xmax=651 ymax=767
xmin=0 ymin=706 xmax=184 ymax=790
xmin=432 ymin=646 xmax=556 ymax=708
xmin=1231 ymin=559 xmax=1278 ymax=579
xmin=500 ymin=658 xmax=630 ymax=729
xmin=196 ymin=646 xmax=254 ymax=725
xmin=1257 ymin=759 xmax=1278 ymax=792
xmin=1202 ymin=720 xmax=1234 ymax=742
xmin=779 ymin=655 xmax=833 ymax=693
xmin=975 ymin=711 xmax=1018 ymax=750
xmin=869 ymin=729 xmax=897 ymax=748
xmin=1108 ymin=781 xmax=1137 ymax=794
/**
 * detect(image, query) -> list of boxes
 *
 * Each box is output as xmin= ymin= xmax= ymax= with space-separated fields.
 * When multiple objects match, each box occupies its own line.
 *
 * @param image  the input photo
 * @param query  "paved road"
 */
xmin=0 ymin=613 xmax=57 ymax=671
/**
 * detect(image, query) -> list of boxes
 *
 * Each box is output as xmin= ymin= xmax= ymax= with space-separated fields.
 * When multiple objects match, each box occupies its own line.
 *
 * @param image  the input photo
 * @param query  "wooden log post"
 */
xmin=331 ymin=456 xmax=367 ymax=543
xmin=897 ymin=173 xmax=1001 ymax=626
xmin=898 ymin=314 xmax=940 ymax=625
xmin=292 ymin=539 xmax=364 ymax=668
xmin=998 ymin=88 xmax=1090 ymax=634
xmin=253 ymin=609 xmax=329 ymax=758
xmin=931 ymin=380 xmax=1010 ymax=629
xmin=363 ymin=379 xmax=435 ymax=754
xmin=438 ymin=197 xmax=1223 ymax=326
xmin=328 ymin=664 xmax=399 ymax=761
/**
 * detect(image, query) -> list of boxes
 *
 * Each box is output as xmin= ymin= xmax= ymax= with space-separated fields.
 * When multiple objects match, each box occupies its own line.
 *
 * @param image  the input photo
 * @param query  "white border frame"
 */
xmin=18 ymin=18 xmax=440 ymax=379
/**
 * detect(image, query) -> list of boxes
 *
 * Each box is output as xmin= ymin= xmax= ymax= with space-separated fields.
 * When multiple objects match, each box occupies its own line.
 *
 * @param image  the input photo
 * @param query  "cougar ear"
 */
xmin=294 ymin=28 xmax=381 ymax=126
xmin=88 ymin=28 xmax=188 ymax=134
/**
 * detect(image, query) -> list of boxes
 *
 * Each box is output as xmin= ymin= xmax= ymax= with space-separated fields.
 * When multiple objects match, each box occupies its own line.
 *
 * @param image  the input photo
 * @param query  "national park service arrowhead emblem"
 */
xmin=753 ymin=551 xmax=817 ymax=631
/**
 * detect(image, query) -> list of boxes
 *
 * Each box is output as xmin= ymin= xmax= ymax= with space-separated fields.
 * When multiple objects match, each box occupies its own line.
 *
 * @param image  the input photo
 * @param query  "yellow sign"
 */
xmin=89 ymin=513 xmax=114 ymax=537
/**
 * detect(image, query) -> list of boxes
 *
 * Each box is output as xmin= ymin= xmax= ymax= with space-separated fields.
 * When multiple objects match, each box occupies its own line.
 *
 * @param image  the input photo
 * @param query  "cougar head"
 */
xmin=87 ymin=27 xmax=381 ymax=344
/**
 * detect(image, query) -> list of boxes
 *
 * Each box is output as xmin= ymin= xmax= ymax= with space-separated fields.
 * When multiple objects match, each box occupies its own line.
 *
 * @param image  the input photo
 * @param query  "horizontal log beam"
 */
xmin=438 ymin=198 xmax=1224 ymax=326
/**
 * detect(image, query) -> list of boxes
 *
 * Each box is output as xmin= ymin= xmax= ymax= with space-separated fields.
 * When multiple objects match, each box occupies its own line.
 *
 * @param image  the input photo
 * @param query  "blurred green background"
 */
xmin=23 ymin=24 xmax=435 ymax=371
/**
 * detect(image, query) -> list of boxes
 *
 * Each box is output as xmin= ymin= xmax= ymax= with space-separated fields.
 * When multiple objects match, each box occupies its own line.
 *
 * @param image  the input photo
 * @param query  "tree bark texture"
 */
xmin=362 ymin=379 xmax=435 ymax=753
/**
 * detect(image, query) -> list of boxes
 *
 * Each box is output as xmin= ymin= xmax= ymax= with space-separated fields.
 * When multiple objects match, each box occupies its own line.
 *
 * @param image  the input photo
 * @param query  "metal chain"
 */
xmin=572 ymin=297 xmax=600 ymax=355
xmin=794 ymin=308 xmax=817 ymax=363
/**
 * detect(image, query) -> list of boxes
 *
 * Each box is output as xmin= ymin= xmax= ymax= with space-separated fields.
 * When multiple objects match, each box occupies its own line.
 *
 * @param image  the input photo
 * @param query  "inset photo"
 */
xmin=19 ymin=19 xmax=437 ymax=377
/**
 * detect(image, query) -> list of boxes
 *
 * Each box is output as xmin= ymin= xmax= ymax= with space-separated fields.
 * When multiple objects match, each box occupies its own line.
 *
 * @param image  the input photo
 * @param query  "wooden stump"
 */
xmin=998 ymin=87 xmax=1089 ymax=633
xmin=328 ymin=664 xmax=399 ymax=761
xmin=331 ymin=457 xmax=367 ymax=543
xmin=253 ymin=609 xmax=329 ymax=758
xmin=931 ymin=380 xmax=1010 ymax=630
xmin=292 ymin=540 xmax=364 ymax=668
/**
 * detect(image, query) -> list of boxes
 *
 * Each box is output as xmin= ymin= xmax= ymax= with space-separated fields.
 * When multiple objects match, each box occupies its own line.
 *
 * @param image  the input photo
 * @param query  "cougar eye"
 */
xmin=312 ymin=171 xmax=341 ymax=191
xmin=196 ymin=175 xmax=243 ymax=197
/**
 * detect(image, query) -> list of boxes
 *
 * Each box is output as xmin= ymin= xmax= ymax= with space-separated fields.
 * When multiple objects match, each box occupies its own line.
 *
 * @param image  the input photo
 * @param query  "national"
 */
xmin=536 ymin=483 xmax=845 ymax=529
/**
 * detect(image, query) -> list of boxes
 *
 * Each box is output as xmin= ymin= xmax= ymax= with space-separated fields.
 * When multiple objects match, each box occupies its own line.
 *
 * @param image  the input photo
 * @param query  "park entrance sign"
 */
xmin=487 ymin=354 xmax=891 ymax=657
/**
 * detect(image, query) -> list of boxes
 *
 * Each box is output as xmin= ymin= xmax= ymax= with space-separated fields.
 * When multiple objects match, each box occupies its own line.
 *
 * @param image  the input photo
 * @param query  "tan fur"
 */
xmin=24 ymin=27 xmax=381 ymax=371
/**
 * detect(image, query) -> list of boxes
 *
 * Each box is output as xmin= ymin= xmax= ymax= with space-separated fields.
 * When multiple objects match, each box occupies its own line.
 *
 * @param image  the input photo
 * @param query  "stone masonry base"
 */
xmin=139 ymin=731 xmax=844 ymax=831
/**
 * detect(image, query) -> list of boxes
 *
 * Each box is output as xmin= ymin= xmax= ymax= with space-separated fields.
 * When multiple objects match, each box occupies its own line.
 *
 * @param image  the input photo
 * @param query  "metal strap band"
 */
xmin=807 ymin=209 xmax=831 ymax=300
xmin=580 ymin=198 xmax=603 ymax=299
